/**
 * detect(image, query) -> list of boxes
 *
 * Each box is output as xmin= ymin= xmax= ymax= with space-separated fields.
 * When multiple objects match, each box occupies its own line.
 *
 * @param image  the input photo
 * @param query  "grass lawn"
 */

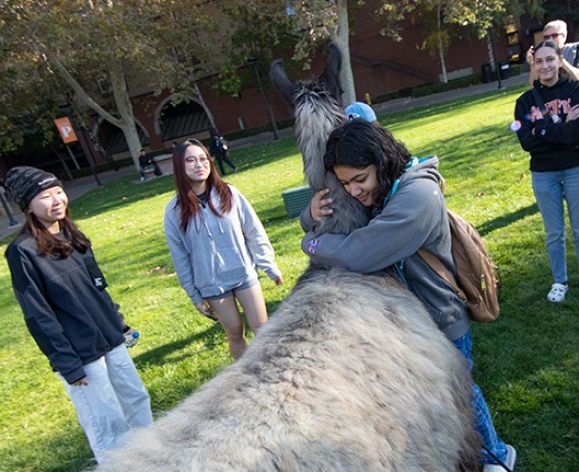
xmin=1 ymin=84 xmax=577 ymax=471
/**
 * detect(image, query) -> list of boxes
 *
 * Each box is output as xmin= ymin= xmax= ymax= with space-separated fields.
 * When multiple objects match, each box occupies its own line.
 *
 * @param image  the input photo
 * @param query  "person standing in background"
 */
xmin=526 ymin=19 xmax=579 ymax=85
xmin=138 ymin=148 xmax=162 ymax=182
xmin=209 ymin=128 xmax=237 ymax=176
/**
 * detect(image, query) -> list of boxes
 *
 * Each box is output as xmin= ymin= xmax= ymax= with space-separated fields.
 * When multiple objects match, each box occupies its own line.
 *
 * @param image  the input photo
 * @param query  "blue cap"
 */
xmin=345 ymin=102 xmax=377 ymax=123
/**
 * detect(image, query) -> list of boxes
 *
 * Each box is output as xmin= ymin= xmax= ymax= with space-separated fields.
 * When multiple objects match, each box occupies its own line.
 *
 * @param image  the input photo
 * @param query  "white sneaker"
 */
xmin=139 ymin=176 xmax=145 ymax=182
xmin=483 ymin=444 xmax=516 ymax=472
xmin=547 ymin=283 xmax=568 ymax=303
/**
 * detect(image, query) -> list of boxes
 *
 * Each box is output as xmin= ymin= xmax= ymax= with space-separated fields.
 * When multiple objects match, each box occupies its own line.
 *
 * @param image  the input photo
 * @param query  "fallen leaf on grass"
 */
xmin=146 ymin=264 xmax=167 ymax=274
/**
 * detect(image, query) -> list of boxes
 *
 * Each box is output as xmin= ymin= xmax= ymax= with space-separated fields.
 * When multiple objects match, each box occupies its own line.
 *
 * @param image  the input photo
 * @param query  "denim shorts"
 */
xmin=205 ymin=278 xmax=259 ymax=301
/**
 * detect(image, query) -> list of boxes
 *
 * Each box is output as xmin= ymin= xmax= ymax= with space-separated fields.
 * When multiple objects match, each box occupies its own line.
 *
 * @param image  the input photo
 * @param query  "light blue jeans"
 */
xmin=532 ymin=166 xmax=579 ymax=284
xmin=58 ymin=344 xmax=153 ymax=463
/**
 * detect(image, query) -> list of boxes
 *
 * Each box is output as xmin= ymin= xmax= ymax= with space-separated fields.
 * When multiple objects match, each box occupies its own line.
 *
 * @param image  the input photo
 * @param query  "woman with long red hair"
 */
xmin=164 ymin=139 xmax=282 ymax=359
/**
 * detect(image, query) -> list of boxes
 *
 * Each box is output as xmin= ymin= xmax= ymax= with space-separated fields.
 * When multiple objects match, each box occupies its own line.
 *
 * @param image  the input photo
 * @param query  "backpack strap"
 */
xmin=382 ymin=154 xmax=467 ymax=301
xmin=417 ymin=249 xmax=467 ymax=302
xmin=382 ymin=156 xmax=432 ymax=287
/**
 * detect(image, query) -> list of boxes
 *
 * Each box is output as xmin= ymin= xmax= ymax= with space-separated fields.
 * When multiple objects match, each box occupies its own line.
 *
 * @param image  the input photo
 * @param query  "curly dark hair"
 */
xmin=324 ymin=119 xmax=411 ymax=204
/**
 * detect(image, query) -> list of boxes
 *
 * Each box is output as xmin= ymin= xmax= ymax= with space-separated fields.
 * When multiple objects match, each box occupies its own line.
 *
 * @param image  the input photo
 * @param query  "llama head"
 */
xmin=270 ymin=44 xmax=346 ymax=190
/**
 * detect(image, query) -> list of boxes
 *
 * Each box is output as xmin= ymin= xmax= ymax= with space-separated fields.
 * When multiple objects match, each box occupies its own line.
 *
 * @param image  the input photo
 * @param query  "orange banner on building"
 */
xmin=54 ymin=117 xmax=78 ymax=144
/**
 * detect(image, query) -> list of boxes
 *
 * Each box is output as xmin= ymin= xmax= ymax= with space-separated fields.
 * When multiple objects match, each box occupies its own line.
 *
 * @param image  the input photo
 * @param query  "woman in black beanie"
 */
xmin=4 ymin=166 xmax=153 ymax=464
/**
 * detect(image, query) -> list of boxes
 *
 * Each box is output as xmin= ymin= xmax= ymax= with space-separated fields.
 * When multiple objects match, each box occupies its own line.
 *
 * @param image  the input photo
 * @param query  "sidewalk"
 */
xmin=0 ymin=73 xmax=528 ymax=242
xmin=373 ymin=72 xmax=527 ymax=115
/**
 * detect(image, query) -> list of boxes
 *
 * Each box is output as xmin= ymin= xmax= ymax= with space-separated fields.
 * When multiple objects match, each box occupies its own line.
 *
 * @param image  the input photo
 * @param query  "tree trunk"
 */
xmin=437 ymin=4 xmax=448 ymax=83
xmin=486 ymin=33 xmax=496 ymax=72
xmin=109 ymin=61 xmax=142 ymax=170
xmin=45 ymin=49 xmax=142 ymax=172
xmin=191 ymin=79 xmax=218 ymax=131
xmin=332 ymin=0 xmax=356 ymax=105
xmin=253 ymin=62 xmax=279 ymax=139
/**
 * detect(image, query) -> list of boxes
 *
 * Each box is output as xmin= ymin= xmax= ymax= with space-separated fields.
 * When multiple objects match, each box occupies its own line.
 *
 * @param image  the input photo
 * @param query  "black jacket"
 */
xmin=6 ymin=232 xmax=128 ymax=384
xmin=139 ymin=152 xmax=153 ymax=168
xmin=514 ymin=76 xmax=579 ymax=172
xmin=209 ymin=135 xmax=226 ymax=157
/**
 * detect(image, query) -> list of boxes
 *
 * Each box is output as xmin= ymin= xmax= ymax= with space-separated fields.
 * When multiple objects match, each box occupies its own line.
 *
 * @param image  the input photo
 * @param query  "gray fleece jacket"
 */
xmin=164 ymin=185 xmax=280 ymax=305
xmin=301 ymin=157 xmax=470 ymax=341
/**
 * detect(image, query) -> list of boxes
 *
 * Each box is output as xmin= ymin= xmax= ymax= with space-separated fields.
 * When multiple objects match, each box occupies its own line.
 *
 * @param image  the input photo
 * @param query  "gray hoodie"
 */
xmin=301 ymin=157 xmax=470 ymax=341
xmin=164 ymin=185 xmax=280 ymax=305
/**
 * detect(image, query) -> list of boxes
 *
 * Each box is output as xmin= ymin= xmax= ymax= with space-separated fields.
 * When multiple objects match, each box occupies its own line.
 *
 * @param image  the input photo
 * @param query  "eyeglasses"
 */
xmin=544 ymin=33 xmax=562 ymax=40
xmin=185 ymin=155 xmax=210 ymax=165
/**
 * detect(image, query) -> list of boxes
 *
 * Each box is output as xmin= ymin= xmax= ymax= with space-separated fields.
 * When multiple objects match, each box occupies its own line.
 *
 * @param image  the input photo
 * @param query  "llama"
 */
xmin=96 ymin=46 xmax=480 ymax=472
xmin=97 ymin=270 xmax=479 ymax=471
xmin=270 ymin=44 xmax=369 ymax=235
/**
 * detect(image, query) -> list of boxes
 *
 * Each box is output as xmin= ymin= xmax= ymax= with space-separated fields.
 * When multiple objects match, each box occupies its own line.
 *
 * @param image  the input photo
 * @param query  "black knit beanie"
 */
xmin=5 ymin=166 xmax=63 ymax=211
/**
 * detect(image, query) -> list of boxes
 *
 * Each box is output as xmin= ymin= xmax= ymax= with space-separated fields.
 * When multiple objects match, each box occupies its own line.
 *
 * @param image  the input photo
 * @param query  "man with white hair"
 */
xmin=527 ymin=19 xmax=579 ymax=85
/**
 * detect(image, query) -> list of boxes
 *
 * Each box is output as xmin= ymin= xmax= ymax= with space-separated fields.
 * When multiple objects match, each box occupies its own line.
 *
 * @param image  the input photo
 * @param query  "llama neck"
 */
xmin=294 ymin=96 xmax=344 ymax=190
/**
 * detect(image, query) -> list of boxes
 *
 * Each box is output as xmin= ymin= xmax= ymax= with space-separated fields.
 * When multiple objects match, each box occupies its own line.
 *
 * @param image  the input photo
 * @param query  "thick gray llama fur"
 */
xmin=270 ymin=44 xmax=369 ymax=235
xmin=97 ymin=270 xmax=479 ymax=471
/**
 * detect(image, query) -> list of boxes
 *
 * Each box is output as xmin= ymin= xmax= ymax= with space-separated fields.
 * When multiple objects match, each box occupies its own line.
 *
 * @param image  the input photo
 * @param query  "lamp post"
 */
xmin=488 ymin=28 xmax=504 ymax=91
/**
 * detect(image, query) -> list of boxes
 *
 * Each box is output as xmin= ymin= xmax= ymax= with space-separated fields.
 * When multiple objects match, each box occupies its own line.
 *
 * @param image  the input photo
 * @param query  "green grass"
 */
xmin=1 ymin=84 xmax=577 ymax=471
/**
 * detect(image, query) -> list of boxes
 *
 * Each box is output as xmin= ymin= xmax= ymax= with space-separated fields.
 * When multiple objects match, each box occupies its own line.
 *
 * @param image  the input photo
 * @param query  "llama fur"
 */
xmin=97 ymin=270 xmax=479 ymax=471
xmin=270 ymin=44 xmax=369 ymax=235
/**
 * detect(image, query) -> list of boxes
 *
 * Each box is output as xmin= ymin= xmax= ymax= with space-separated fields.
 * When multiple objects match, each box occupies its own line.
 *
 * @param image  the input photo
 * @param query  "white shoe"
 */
xmin=483 ymin=444 xmax=516 ymax=471
xmin=547 ymin=283 xmax=568 ymax=303
xmin=139 ymin=176 xmax=145 ymax=182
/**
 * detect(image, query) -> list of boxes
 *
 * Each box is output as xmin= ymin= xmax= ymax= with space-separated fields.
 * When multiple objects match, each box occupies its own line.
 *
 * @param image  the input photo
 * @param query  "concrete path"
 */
xmin=373 ymin=73 xmax=527 ymax=115
xmin=0 ymin=73 xmax=528 ymax=242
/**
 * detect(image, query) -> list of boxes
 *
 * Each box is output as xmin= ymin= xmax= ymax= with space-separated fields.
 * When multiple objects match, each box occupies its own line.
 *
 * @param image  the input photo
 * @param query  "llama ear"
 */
xmin=270 ymin=59 xmax=297 ymax=106
xmin=320 ymin=43 xmax=344 ymax=104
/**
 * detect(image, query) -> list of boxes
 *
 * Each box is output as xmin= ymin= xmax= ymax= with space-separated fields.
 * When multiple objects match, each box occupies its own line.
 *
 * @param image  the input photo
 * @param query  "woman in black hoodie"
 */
xmin=514 ymin=40 xmax=579 ymax=303
xmin=4 ymin=166 xmax=153 ymax=463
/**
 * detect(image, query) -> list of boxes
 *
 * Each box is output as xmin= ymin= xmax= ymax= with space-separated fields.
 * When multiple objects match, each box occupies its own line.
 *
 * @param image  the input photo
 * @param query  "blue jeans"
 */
xmin=452 ymin=331 xmax=508 ymax=464
xmin=532 ymin=166 xmax=579 ymax=284
xmin=58 ymin=344 xmax=153 ymax=463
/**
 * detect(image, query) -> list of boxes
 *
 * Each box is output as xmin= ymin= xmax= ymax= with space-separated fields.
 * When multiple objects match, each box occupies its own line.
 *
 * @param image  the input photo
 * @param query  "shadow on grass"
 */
xmin=411 ymin=124 xmax=511 ymax=174
xmin=133 ymin=322 xmax=223 ymax=367
xmin=71 ymin=174 xmax=176 ymax=220
xmin=477 ymin=202 xmax=539 ymax=237
xmin=71 ymin=139 xmax=301 ymax=221
xmin=381 ymin=85 xmax=524 ymax=130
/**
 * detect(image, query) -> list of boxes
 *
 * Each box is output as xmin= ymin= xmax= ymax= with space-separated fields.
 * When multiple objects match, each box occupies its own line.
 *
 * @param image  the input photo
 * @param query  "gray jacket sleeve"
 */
xmin=300 ymin=203 xmax=317 ymax=232
xmin=301 ymin=179 xmax=444 ymax=272
xmin=236 ymin=189 xmax=281 ymax=280
xmin=164 ymin=203 xmax=203 ymax=305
